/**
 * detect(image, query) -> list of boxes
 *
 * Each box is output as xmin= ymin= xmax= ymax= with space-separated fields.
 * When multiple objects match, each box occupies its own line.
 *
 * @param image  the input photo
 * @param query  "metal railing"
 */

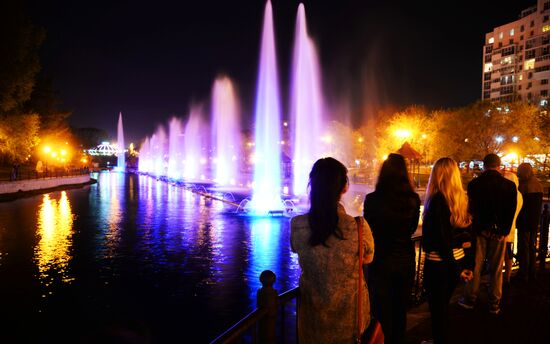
xmin=210 ymin=270 xmax=298 ymax=344
xmin=211 ymin=236 xmax=426 ymax=344
xmin=0 ymin=168 xmax=90 ymax=182
xmin=208 ymin=209 xmax=550 ymax=344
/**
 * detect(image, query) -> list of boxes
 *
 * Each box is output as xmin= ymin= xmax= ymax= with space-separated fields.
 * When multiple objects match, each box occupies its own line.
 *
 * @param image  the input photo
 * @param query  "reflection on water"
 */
xmin=35 ymin=191 xmax=75 ymax=284
xmin=248 ymin=218 xmax=283 ymax=292
xmin=0 ymin=172 xmax=301 ymax=342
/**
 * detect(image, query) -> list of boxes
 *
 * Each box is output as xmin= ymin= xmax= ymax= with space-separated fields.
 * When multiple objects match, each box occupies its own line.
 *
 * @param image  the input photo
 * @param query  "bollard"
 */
xmin=540 ymin=204 xmax=549 ymax=270
xmin=257 ymin=270 xmax=278 ymax=344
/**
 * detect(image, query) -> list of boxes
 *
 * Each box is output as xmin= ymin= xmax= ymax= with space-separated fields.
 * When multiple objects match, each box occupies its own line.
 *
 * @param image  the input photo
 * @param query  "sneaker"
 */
xmin=489 ymin=304 xmax=500 ymax=315
xmin=458 ymin=297 xmax=474 ymax=310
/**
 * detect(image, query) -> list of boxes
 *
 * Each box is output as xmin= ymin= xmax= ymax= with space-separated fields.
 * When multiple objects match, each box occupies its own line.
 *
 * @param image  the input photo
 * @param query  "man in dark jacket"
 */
xmin=458 ymin=154 xmax=517 ymax=315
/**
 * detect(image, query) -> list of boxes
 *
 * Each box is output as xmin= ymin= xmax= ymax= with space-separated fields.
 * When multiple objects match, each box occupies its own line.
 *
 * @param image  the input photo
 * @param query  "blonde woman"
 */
xmin=421 ymin=157 xmax=473 ymax=344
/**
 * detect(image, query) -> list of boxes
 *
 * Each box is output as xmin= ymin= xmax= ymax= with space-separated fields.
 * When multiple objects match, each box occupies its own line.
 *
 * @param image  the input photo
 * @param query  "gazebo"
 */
xmin=397 ymin=141 xmax=422 ymax=187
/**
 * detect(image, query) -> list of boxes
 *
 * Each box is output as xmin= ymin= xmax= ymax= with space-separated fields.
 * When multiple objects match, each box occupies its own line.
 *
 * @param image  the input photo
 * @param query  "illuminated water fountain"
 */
xmin=211 ymin=76 xmax=240 ymax=186
xmin=137 ymin=0 xmax=325 ymax=216
xmin=290 ymin=4 xmax=325 ymax=196
xmin=183 ymin=106 xmax=207 ymax=181
xmin=115 ymin=112 xmax=126 ymax=172
xmin=247 ymin=0 xmax=285 ymax=215
xmin=167 ymin=117 xmax=184 ymax=180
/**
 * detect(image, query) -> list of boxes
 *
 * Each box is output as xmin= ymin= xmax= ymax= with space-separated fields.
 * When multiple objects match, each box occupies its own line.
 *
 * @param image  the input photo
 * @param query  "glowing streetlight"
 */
xmin=394 ymin=129 xmax=412 ymax=139
xmin=495 ymin=136 xmax=504 ymax=143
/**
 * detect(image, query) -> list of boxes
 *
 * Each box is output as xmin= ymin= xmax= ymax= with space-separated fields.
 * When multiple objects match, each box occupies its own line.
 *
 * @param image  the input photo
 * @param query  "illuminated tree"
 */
xmin=0 ymin=113 xmax=40 ymax=163
xmin=433 ymin=101 xmax=540 ymax=162
xmin=375 ymin=106 xmax=437 ymax=163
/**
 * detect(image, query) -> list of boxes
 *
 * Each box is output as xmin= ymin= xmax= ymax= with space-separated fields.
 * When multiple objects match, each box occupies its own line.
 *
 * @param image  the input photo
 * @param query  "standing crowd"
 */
xmin=290 ymin=153 xmax=546 ymax=344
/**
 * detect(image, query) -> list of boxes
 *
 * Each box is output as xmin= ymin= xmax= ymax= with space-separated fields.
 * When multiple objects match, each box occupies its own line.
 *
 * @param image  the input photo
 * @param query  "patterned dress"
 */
xmin=290 ymin=204 xmax=375 ymax=343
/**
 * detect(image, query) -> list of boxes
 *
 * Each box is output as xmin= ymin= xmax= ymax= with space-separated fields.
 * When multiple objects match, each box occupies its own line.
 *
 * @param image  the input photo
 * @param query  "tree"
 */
xmin=0 ymin=2 xmax=44 ymax=115
xmin=0 ymin=2 xmax=44 ymax=164
xmin=375 ymin=106 xmax=438 ymax=163
xmin=434 ymin=101 xmax=540 ymax=162
xmin=0 ymin=113 xmax=40 ymax=163
xmin=25 ymin=77 xmax=72 ymax=140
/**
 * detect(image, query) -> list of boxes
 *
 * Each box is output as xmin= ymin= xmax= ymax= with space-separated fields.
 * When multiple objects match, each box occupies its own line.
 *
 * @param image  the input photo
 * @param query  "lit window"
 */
xmin=489 ymin=37 xmax=495 ymax=44
xmin=543 ymin=25 xmax=550 ymax=33
xmin=484 ymin=63 xmax=493 ymax=72
xmin=499 ymin=32 xmax=504 ymax=40
xmin=524 ymin=58 xmax=535 ymax=70
xmin=510 ymin=28 xmax=515 ymax=36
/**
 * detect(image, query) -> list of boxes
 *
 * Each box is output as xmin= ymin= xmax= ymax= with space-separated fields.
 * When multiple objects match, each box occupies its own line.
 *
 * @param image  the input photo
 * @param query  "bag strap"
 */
xmin=355 ymin=216 xmax=363 ymax=342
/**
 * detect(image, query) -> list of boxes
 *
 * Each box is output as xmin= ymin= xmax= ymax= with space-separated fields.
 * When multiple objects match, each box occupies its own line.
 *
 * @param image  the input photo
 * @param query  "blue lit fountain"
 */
xmin=114 ymin=112 xmax=126 ymax=172
xmin=246 ymin=0 xmax=285 ymax=215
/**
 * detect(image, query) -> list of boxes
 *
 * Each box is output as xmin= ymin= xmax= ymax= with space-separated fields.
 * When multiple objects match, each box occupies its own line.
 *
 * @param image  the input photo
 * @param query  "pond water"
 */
xmin=0 ymin=172 xmax=305 ymax=343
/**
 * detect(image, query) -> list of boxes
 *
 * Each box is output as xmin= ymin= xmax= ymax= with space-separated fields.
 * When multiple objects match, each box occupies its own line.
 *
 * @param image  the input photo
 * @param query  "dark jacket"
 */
xmin=422 ymin=192 xmax=473 ymax=269
xmin=467 ymin=169 xmax=517 ymax=236
xmin=363 ymin=190 xmax=420 ymax=265
xmin=517 ymin=175 xmax=543 ymax=233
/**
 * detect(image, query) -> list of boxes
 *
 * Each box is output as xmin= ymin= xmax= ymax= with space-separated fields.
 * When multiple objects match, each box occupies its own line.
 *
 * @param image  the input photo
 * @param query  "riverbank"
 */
xmin=0 ymin=174 xmax=96 ymax=202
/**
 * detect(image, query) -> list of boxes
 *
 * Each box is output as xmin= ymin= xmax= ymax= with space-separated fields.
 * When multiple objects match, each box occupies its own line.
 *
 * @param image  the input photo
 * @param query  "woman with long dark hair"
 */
xmin=363 ymin=153 xmax=420 ymax=344
xmin=291 ymin=157 xmax=374 ymax=343
xmin=422 ymin=157 xmax=473 ymax=344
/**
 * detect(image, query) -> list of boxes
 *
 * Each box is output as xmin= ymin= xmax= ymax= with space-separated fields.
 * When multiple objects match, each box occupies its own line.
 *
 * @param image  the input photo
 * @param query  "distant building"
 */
xmin=482 ymin=0 xmax=550 ymax=106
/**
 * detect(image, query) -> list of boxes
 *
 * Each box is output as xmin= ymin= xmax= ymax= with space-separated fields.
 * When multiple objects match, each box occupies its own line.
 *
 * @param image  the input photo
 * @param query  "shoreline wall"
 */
xmin=0 ymin=175 xmax=92 ymax=195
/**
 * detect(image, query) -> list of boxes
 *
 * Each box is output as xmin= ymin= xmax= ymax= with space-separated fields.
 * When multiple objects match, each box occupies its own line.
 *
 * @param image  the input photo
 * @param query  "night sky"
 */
xmin=24 ymin=0 xmax=535 ymax=144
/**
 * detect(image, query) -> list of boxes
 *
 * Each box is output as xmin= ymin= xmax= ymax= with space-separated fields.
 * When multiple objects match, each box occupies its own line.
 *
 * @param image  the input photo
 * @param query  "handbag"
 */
xmin=354 ymin=217 xmax=385 ymax=344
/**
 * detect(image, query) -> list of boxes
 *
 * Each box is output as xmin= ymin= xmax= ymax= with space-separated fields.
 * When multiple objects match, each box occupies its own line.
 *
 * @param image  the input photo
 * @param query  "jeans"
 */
xmin=368 ymin=261 xmax=415 ymax=344
xmin=463 ymin=234 xmax=506 ymax=306
xmin=424 ymin=260 xmax=459 ymax=344
xmin=517 ymin=229 xmax=538 ymax=280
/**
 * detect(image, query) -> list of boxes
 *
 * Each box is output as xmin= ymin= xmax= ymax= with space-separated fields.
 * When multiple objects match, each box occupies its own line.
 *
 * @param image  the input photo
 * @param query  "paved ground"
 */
xmin=404 ymin=262 xmax=550 ymax=344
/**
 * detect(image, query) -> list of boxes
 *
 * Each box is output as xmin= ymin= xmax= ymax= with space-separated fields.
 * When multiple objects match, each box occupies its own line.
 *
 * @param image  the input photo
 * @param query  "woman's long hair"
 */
xmin=375 ymin=153 xmax=415 ymax=194
xmin=308 ymin=157 xmax=348 ymax=246
xmin=424 ymin=157 xmax=471 ymax=228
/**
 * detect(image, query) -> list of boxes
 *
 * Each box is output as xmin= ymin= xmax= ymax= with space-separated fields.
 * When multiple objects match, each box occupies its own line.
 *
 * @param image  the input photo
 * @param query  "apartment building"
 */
xmin=482 ymin=0 xmax=550 ymax=105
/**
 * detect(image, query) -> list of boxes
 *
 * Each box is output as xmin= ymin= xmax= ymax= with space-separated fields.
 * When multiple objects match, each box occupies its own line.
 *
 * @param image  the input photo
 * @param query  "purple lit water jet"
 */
xmin=115 ymin=112 xmax=126 ymax=172
xmin=290 ymin=4 xmax=325 ymax=196
xmin=183 ymin=106 xmax=206 ymax=181
xmin=167 ymin=117 xmax=184 ymax=180
xmin=211 ymin=76 xmax=240 ymax=186
xmin=250 ymin=0 xmax=284 ymax=214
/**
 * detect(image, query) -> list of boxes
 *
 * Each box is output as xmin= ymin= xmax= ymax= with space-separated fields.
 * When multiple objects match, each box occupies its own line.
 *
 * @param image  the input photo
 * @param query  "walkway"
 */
xmin=404 ymin=262 xmax=550 ymax=344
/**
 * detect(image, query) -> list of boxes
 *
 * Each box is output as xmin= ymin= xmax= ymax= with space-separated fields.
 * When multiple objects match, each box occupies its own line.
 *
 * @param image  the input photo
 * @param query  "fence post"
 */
xmin=540 ymin=204 xmax=549 ymax=270
xmin=257 ymin=270 xmax=278 ymax=344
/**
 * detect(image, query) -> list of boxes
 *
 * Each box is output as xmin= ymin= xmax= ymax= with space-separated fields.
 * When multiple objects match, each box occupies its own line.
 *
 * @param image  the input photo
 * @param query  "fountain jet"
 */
xmin=167 ymin=117 xmax=184 ymax=180
xmin=290 ymin=4 xmax=324 ymax=196
xmin=115 ymin=112 xmax=126 ymax=172
xmin=211 ymin=76 xmax=240 ymax=186
xmin=184 ymin=106 xmax=205 ymax=181
xmin=250 ymin=0 xmax=284 ymax=214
